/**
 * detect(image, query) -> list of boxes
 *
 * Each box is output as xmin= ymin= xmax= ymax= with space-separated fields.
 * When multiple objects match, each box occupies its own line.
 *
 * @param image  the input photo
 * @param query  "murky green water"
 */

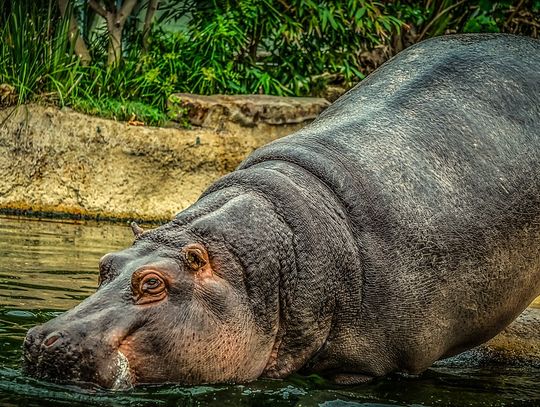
xmin=0 ymin=216 xmax=539 ymax=407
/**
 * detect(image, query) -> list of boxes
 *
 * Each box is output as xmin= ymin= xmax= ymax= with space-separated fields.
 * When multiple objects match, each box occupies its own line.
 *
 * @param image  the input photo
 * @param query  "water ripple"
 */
xmin=1 ymin=216 xmax=540 ymax=406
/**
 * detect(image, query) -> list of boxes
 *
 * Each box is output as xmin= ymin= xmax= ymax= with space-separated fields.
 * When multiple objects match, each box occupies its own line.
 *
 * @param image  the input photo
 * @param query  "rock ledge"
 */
xmin=169 ymin=93 xmax=330 ymax=129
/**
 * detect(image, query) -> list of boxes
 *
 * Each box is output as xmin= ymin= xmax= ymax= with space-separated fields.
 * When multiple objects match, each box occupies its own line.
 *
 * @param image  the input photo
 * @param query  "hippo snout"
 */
xmin=21 ymin=293 xmax=140 ymax=389
xmin=22 ymin=325 xmax=83 ymax=383
xmin=22 ymin=325 xmax=42 ymax=376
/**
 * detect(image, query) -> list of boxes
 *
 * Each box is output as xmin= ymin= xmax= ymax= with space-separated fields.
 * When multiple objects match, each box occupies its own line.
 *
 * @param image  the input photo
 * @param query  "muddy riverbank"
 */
xmin=0 ymin=104 xmax=311 ymax=221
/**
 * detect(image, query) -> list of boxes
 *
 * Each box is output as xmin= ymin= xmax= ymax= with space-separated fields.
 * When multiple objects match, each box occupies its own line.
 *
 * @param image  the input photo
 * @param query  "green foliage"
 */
xmin=116 ymin=0 xmax=402 ymax=101
xmin=461 ymin=0 xmax=514 ymax=33
xmin=136 ymin=30 xmax=191 ymax=106
xmin=180 ymin=0 xmax=402 ymax=95
xmin=70 ymin=96 xmax=168 ymax=125
xmin=391 ymin=1 xmax=539 ymax=41
xmin=0 ymin=1 xmax=82 ymax=105
xmin=0 ymin=0 xmax=538 ymax=126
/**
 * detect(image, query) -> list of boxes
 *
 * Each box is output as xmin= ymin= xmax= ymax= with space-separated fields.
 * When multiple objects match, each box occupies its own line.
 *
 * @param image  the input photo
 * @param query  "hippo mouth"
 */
xmin=112 ymin=350 xmax=133 ymax=390
xmin=22 ymin=345 xmax=134 ymax=390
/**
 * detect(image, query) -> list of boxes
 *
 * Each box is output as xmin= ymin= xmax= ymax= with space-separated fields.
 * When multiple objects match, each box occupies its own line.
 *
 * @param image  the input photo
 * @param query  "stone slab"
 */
xmin=168 ymin=93 xmax=330 ymax=129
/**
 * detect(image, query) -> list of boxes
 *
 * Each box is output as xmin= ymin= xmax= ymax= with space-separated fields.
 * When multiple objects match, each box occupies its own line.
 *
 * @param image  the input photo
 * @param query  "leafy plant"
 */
xmin=390 ymin=1 xmax=539 ymax=44
xmin=70 ymin=95 xmax=168 ymax=124
xmin=156 ymin=0 xmax=404 ymax=96
xmin=0 ymin=0 xmax=538 ymax=127
xmin=0 ymin=1 xmax=81 ymax=104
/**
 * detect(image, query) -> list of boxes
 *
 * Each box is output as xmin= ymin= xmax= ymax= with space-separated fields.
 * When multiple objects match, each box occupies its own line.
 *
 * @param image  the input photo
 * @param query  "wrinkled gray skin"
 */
xmin=437 ymin=307 xmax=540 ymax=369
xmin=23 ymin=34 xmax=540 ymax=388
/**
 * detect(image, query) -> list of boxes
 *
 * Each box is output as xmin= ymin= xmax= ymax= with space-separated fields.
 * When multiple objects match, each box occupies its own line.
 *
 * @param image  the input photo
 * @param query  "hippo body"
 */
xmin=23 ymin=34 xmax=540 ymax=387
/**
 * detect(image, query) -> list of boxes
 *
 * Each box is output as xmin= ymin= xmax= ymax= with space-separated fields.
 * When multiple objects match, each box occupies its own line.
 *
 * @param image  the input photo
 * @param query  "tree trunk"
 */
xmin=89 ymin=0 xmax=139 ymax=67
xmin=107 ymin=23 xmax=123 ymax=67
xmin=57 ymin=0 xmax=91 ymax=65
xmin=143 ymin=0 xmax=159 ymax=52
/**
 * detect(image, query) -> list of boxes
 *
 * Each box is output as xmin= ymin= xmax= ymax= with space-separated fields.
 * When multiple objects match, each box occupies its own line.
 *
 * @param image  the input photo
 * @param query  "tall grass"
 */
xmin=0 ymin=1 xmax=537 ymax=127
xmin=0 ymin=2 xmax=82 ymax=105
xmin=0 ymin=2 xmax=167 ymax=124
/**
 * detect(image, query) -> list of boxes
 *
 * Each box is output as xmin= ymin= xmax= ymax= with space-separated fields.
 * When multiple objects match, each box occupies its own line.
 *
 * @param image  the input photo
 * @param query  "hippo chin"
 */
xmin=23 ymin=33 xmax=540 ymax=388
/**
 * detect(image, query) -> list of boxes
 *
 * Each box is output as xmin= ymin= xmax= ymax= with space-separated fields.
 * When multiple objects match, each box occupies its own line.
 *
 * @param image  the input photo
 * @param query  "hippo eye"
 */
xmin=132 ymin=270 xmax=168 ymax=304
xmin=138 ymin=273 xmax=166 ymax=296
xmin=142 ymin=277 xmax=161 ymax=292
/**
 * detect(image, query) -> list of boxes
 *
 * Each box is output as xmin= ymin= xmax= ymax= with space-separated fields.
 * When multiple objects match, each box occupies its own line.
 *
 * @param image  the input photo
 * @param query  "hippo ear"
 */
xmin=182 ymin=243 xmax=212 ymax=276
xmin=130 ymin=221 xmax=144 ymax=238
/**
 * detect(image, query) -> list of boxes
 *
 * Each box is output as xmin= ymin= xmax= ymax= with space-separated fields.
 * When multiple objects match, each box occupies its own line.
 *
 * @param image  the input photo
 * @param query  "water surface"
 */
xmin=0 ymin=216 xmax=539 ymax=406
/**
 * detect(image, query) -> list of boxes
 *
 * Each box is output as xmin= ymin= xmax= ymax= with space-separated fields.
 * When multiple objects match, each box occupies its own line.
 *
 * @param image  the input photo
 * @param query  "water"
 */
xmin=0 ymin=216 xmax=539 ymax=407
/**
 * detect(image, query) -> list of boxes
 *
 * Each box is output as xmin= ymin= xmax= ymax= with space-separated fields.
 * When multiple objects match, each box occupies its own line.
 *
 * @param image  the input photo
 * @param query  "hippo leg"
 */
xmin=436 ymin=307 xmax=540 ymax=368
xmin=330 ymin=373 xmax=374 ymax=385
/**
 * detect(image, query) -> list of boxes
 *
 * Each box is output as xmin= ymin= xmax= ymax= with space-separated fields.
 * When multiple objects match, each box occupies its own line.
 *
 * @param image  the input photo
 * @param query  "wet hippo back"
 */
xmin=232 ymin=34 xmax=540 ymax=377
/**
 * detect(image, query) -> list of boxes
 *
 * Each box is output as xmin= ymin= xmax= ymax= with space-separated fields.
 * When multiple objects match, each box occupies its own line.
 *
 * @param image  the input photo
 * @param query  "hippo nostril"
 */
xmin=24 ymin=325 xmax=41 ymax=345
xmin=43 ymin=332 xmax=63 ymax=348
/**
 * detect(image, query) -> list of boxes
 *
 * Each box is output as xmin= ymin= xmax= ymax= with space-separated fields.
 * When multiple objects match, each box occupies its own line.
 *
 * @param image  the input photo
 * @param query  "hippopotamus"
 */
xmin=22 ymin=33 xmax=540 ymax=388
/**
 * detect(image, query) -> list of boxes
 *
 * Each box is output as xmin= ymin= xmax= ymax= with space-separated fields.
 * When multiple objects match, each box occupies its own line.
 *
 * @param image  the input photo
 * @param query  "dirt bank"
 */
xmin=0 ymin=104 xmax=307 ymax=222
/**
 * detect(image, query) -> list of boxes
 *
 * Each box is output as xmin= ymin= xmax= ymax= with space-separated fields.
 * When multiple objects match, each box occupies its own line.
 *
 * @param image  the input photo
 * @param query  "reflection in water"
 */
xmin=0 ymin=216 xmax=133 ymax=310
xmin=0 ymin=216 xmax=539 ymax=406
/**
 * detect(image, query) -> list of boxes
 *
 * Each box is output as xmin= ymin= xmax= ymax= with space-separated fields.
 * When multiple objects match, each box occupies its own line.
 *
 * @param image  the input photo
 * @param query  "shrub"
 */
xmin=0 ymin=1 xmax=82 ymax=105
xmin=0 ymin=0 xmax=538 ymax=126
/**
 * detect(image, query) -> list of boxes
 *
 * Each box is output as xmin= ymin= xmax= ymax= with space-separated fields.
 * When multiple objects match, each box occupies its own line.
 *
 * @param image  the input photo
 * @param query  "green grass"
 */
xmin=0 ymin=2 xmax=81 ymax=104
xmin=0 ymin=2 xmax=170 ymax=126
xmin=1 ymin=1 xmax=537 ymax=128
xmin=69 ymin=96 xmax=168 ymax=126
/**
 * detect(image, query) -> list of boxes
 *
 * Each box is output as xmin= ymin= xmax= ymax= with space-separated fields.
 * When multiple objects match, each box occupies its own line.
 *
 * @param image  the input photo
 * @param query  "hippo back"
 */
xmin=238 ymin=34 xmax=540 ymax=374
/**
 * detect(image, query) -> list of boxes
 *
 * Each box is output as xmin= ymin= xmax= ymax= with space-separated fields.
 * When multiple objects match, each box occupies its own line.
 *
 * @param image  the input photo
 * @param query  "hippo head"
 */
xmin=22 ymin=209 xmax=284 ymax=388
